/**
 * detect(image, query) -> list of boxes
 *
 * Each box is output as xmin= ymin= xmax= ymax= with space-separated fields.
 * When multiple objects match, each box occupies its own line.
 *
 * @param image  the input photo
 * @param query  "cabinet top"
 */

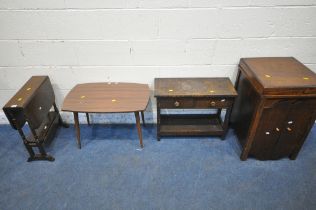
xmin=154 ymin=78 xmax=237 ymax=97
xmin=240 ymin=57 xmax=316 ymax=96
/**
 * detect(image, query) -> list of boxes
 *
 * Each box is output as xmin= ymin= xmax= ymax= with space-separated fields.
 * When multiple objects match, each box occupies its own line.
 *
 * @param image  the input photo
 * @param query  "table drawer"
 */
xmin=158 ymin=97 xmax=233 ymax=109
xmin=158 ymin=98 xmax=195 ymax=108
xmin=195 ymin=98 xmax=233 ymax=108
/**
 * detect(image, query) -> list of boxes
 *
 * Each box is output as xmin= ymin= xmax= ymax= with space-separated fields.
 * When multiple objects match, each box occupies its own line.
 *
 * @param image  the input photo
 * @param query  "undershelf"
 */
xmin=159 ymin=114 xmax=224 ymax=136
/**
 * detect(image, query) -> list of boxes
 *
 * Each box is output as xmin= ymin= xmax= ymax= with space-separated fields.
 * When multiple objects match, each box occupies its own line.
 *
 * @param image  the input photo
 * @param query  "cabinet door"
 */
xmin=272 ymin=99 xmax=316 ymax=159
xmin=250 ymin=100 xmax=292 ymax=160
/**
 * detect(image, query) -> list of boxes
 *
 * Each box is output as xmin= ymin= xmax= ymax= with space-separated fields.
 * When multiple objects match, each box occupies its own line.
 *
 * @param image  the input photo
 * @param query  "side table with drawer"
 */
xmin=154 ymin=78 xmax=237 ymax=140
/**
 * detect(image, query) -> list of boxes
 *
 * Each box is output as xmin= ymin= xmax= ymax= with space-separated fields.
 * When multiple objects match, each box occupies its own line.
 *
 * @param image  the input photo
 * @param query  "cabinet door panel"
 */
xmin=272 ymin=99 xmax=316 ymax=159
xmin=250 ymin=100 xmax=292 ymax=160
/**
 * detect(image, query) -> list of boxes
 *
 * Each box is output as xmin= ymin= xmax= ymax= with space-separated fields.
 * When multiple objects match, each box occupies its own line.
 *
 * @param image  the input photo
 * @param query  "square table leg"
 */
xmin=73 ymin=112 xmax=81 ymax=149
xmin=221 ymin=107 xmax=232 ymax=140
xmin=134 ymin=111 xmax=144 ymax=148
xmin=156 ymin=107 xmax=161 ymax=141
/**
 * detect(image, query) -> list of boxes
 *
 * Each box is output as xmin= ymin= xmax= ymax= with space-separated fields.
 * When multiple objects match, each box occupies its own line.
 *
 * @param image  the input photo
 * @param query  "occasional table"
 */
xmin=154 ymin=78 xmax=237 ymax=140
xmin=62 ymin=82 xmax=150 ymax=148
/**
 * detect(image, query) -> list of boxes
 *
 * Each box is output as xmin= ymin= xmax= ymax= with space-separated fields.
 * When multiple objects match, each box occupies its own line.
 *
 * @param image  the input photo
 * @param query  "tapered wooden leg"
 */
xmin=86 ymin=113 xmax=90 ymax=126
xmin=73 ymin=112 xmax=81 ymax=149
xmin=141 ymin=111 xmax=146 ymax=126
xmin=134 ymin=111 xmax=144 ymax=148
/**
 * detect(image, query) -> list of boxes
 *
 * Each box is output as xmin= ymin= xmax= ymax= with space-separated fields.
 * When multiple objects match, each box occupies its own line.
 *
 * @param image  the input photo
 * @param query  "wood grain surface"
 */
xmin=240 ymin=57 xmax=316 ymax=96
xmin=62 ymin=82 xmax=150 ymax=113
xmin=154 ymin=78 xmax=237 ymax=97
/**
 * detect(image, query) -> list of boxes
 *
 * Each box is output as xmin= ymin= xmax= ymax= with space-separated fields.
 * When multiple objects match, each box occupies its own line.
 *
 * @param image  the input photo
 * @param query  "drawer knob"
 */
xmin=287 ymin=127 xmax=292 ymax=132
xmin=276 ymin=127 xmax=280 ymax=132
xmin=174 ymin=101 xmax=180 ymax=107
xmin=210 ymin=101 xmax=216 ymax=106
xmin=265 ymin=132 xmax=270 ymax=135
xmin=220 ymin=99 xmax=226 ymax=102
xmin=288 ymin=121 xmax=293 ymax=124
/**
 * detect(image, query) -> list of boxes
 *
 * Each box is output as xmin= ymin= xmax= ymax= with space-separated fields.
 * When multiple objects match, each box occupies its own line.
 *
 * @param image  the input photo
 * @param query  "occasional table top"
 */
xmin=62 ymin=83 xmax=150 ymax=113
xmin=154 ymin=78 xmax=237 ymax=97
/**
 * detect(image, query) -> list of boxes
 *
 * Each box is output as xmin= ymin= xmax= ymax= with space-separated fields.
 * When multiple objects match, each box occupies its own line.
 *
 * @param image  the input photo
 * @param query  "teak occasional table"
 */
xmin=62 ymin=82 xmax=150 ymax=148
xmin=154 ymin=78 xmax=237 ymax=140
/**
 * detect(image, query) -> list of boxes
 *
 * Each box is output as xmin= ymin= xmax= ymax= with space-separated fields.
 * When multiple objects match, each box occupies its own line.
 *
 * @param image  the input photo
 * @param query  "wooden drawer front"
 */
xmin=158 ymin=98 xmax=195 ymax=108
xmin=158 ymin=97 xmax=233 ymax=109
xmin=195 ymin=98 xmax=233 ymax=108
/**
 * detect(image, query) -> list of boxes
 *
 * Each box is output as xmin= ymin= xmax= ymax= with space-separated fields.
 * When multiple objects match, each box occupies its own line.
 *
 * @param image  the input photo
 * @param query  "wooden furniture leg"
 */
xmin=27 ymin=128 xmax=55 ymax=161
xmin=73 ymin=112 xmax=81 ymax=149
xmin=157 ymin=107 xmax=161 ymax=141
xmin=17 ymin=128 xmax=35 ymax=158
xmin=86 ymin=113 xmax=90 ymax=126
xmin=37 ymin=145 xmax=55 ymax=161
xmin=216 ymin=108 xmax=222 ymax=118
xmin=24 ymin=144 xmax=35 ymax=159
xmin=18 ymin=124 xmax=55 ymax=162
xmin=216 ymin=108 xmax=223 ymax=125
xmin=141 ymin=111 xmax=146 ymax=126
xmin=134 ymin=111 xmax=144 ymax=148
xmin=221 ymin=107 xmax=232 ymax=140
xmin=240 ymin=101 xmax=265 ymax=161
xmin=38 ymin=145 xmax=47 ymax=156
xmin=53 ymin=102 xmax=69 ymax=128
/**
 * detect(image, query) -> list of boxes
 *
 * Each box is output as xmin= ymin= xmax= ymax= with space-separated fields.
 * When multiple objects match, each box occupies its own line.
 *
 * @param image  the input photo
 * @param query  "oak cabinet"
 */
xmin=231 ymin=57 xmax=316 ymax=160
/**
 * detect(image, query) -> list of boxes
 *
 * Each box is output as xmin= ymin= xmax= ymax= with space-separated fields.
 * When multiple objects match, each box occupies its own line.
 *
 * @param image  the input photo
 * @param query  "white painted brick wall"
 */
xmin=0 ymin=1 xmax=316 ymax=123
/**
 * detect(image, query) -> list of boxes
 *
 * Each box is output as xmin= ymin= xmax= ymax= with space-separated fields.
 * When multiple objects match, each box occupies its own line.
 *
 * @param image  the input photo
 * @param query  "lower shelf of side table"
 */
xmin=159 ymin=114 xmax=224 ymax=136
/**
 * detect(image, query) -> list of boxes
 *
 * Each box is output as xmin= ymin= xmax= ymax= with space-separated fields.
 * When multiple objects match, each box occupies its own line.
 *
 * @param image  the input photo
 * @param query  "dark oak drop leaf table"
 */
xmin=62 ymin=82 xmax=150 ymax=148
